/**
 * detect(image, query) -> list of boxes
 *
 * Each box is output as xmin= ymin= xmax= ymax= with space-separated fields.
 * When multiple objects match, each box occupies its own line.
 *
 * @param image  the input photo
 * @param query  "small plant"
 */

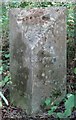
xmin=57 ymin=94 xmax=75 ymax=118
xmin=44 ymin=94 xmax=75 ymax=118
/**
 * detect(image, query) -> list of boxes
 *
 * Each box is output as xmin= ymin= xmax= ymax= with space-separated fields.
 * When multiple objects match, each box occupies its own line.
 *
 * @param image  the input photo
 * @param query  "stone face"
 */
xmin=9 ymin=7 xmax=66 ymax=114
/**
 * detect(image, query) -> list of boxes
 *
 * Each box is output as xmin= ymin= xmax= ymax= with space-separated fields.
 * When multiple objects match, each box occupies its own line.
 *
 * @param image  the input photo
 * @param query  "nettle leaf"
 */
xmin=74 ymin=68 xmax=76 ymax=74
xmin=45 ymin=98 xmax=51 ymax=106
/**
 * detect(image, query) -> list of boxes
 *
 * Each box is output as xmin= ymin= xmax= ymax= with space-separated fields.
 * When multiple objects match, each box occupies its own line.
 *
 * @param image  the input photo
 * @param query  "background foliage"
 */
xmin=0 ymin=1 xmax=76 ymax=119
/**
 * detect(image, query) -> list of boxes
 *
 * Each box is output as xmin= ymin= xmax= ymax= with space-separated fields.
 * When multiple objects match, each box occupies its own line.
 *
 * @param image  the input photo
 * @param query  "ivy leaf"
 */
xmin=48 ymin=106 xmax=57 ymax=115
xmin=48 ymin=110 xmax=54 ymax=115
xmin=64 ymin=109 xmax=71 ymax=117
xmin=65 ymin=94 xmax=74 ymax=109
xmin=45 ymin=98 xmax=51 ymax=106
xmin=57 ymin=112 xmax=64 ymax=118
xmin=57 ymin=109 xmax=72 ymax=118
xmin=57 ymin=94 xmax=74 ymax=118
xmin=57 ymin=109 xmax=71 ymax=118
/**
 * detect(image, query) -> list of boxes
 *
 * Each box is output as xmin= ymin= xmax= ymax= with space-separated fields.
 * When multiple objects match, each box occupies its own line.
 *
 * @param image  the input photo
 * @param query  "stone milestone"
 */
xmin=9 ymin=7 xmax=66 ymax=114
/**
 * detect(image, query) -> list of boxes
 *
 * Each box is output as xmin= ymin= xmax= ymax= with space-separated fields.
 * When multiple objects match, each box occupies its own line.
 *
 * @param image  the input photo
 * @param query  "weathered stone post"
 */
xmin=9 ymin=7 xmax=66 ymax=114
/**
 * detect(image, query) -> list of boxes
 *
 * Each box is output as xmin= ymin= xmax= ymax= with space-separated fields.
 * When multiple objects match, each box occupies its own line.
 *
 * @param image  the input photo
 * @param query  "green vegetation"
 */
xmin=0 ymin=1 xmax=76 ymax=118
xmin=44 ymin=94 xmax=75 ymax=118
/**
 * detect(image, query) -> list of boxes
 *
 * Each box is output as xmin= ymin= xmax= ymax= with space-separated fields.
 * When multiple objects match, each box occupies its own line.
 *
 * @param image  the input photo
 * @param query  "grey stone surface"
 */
xmin=9 ymin=7 xmax=66 ymax=115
